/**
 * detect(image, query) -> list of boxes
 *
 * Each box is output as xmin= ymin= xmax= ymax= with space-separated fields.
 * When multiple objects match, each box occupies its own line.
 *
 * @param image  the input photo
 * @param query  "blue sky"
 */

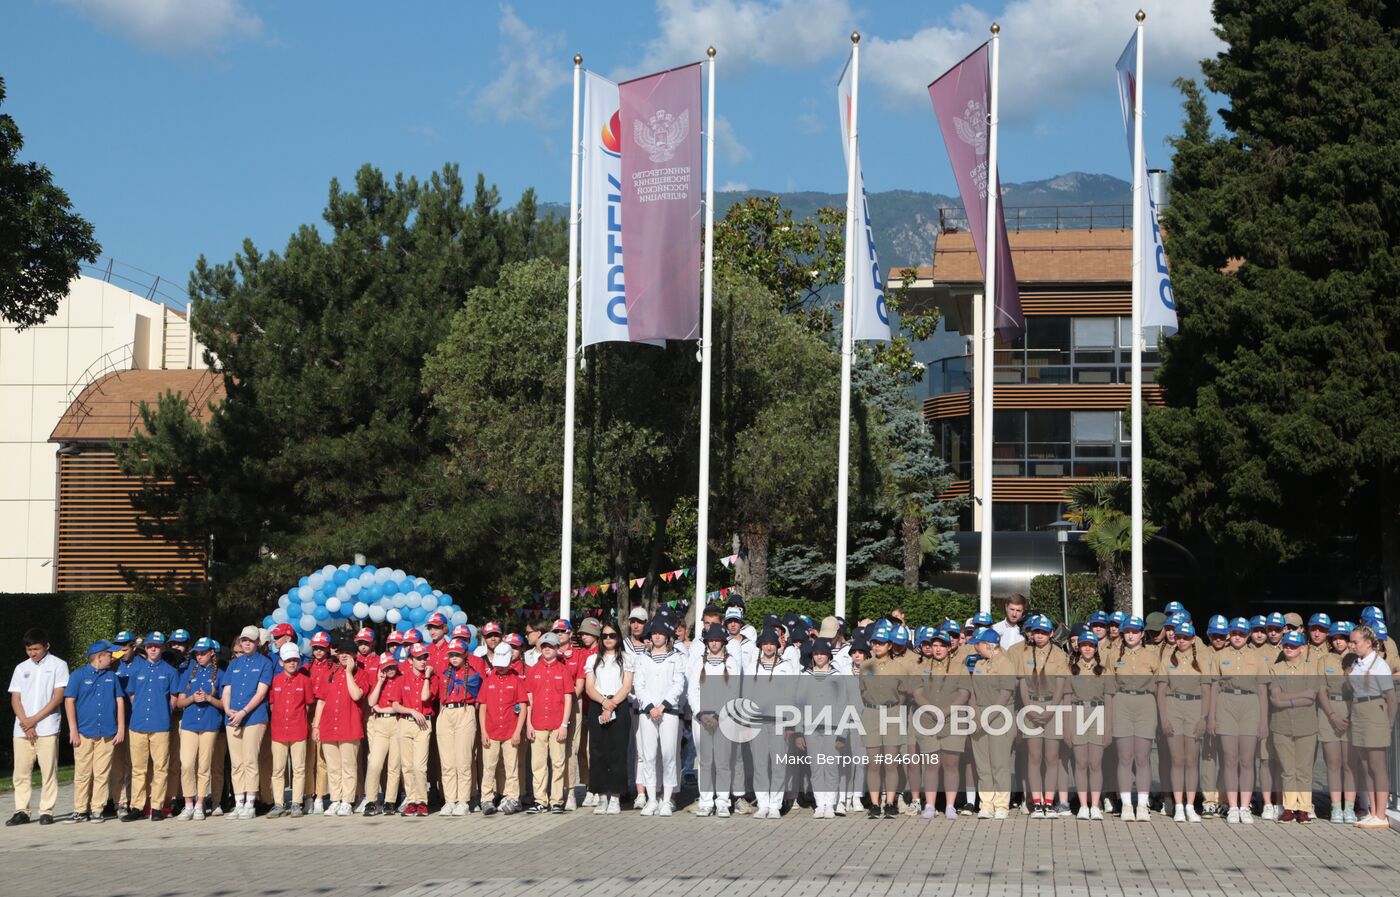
xmin=3 ymin=0 xmax=1222 ymax=293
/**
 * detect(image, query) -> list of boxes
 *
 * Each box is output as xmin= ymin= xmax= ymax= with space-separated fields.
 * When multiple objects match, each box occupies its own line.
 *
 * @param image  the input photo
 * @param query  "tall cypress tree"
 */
xmin=1146 ymin=2 xmax=1400 ymax=601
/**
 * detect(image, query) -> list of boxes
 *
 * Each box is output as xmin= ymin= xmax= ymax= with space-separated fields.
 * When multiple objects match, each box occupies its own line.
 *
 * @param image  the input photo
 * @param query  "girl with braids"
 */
xmin=1212 ymin=617 xmax=1269 ymax=824
xmin=1318 ymin=621 xmax=1355 ymax=823
xmin=749 ymin=628 xmax=797 ymax=819
xmin=687 ymin=623 xmax=739 ymax=818
xmin=860 ymin=622 xmax=909 ymax=819
xmin=1158 ymin=622 xmax=1214 ymax=823
xmin=1108 ymin=616 xmax=1159 ymax=821
xmin=1066 ymin=631 xmax=1110 ymax=820
xmin=1347 ymin=625 xmax=1396 ymax=829
xmin=1014 ymin=615 xmax=1068 ymax=818
xmin=912 ymin=629 xmax=970 ymax=820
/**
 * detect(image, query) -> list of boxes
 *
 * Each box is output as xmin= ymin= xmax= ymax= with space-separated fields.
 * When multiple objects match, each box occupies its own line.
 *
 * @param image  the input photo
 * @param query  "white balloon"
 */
xmin=278 ymin=594 xmax=291 ymax=610
xmin=422 ymin=595 xmax=438 ymax=611
xmin=353 ymin=602 xmax=370 ymax=620
xmin=359 ymin=572 xmax=374 ymax=585
xmin=386 ymin=608 xmax=402 ymax=625
xmin=451 ymin=611 xmax=468 ymax=626
xmin=346 ymin=579 xmax=362 ymax=596
xmin=271 ymin=607 xmax=289 ymax=624
xmin=321 ymin=564 xmax=336 ymax=578
xmin=405 ymin=593 xmax=422 ymax=610
xmin=391 ymin=569 xmax=407 ymax=582
xmin=326 ymin=597 xmax=342 ymax=614
xmin=308 ymin=573 xmax=325 ymax=590
xmin=297 ymin=585 xmax=313 ymax=602
xmin=299 ymin=614 xmax=316 ymax=631
xmin=338 ymin=563 xmax=350 ymax=571
xmin=374 ymin=568 xmax=391 ymax=584
xmin=369 ymin=605 xmax=386 ymax=624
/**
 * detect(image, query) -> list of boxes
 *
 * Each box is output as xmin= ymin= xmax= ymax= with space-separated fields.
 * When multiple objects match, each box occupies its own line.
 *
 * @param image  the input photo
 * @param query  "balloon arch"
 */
xmin=261 ymin=563 xmax=467 ymax=654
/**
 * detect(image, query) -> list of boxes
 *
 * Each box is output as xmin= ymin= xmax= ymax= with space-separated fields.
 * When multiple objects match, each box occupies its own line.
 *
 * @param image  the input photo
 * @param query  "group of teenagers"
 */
xmin=6 ymin=594 xmax=1398 ymax=830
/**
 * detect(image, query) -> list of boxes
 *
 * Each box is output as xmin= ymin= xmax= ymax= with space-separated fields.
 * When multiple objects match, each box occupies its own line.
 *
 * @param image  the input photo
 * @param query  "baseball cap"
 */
xmin=1109 ymin=611 xmax=1127 ymax=626
xmin=916 ymin=625 xmax=938 ymax=645
xmin=1283 ymin=612 xmax=1304 ymax=628
xmin=490 ymin=643 xmax=513 ymax=667
xmin=113 ymin=630 xmax=136 ymax=645
xmin=1328 ymin=621 xmax=1353 ymax=637
xmin=1026 ymin=615 xmax=1053 ymax=633
xmin=279 ymin=644 xmax=301 ymax=661
xmin=723 ymin=607 xmax=744 ymax=622
xmin=145 ymin=631 xmax=167 ymax=646
xmin=1207 ymin=614 xmax=1230 ymax=635
xmin=87 ymin=639 xmax=114 ymax=656
xmin=1308 ymin=613 xmax=1332 ymax=629
xmin=1361 ymin=605 xmax=1383 ymax=622
xmin=169 ymin=629 xmax=190 ymax=643
xmin=270 ymin=623 xmax=296 ymax=639
xmin=1166 ymin=613 xmax=1188 ymax=629
xmin=402 ymin=629 xmax=422 ymax=644
xmin=1088 ymin=611 xmax=1109 ymax=626
xmin=552 ymin=618 xmax=573 ymax=632
xmin=930 ymin=629 xmax=953 ymax=645
xmin=1176 ymin=621 xmax=1197 ymax=639
xmin=192 ymin=637 xmax=215 ymax=652
xmin=1281 ymin=630 xmax=1305 ymax=648
xmin=870 ymin=621 xmax=893 ymax=643
xmin=1266 ymin=612 xmax=1286 ymax=628
xmin=1121 ymin=616 xmax=1145 ymax=632
xmin=1144 ymin=612 xmax=1166 ymax=631
xmin=539 ymin=632 xmax=561 ymax=647
xmin=238 ymin=625 xmax=259 ymax=643
xmin=447 ymin=638 xmax=468 ymax=655
xmin=505 ymin=632 xmax=524 ymax=648
xmin=310 ymin=632 xmax=331 ymax=648
xmin=578 ymin=618 xmax=602 ymax=638
xmin=973 ymin=628 xmax=1000 ymax=646
xmin=1079 ymin=630 xmax=1100 ymax=645
xmin=1249 ymin=615 xmax=1267 ymax=630
xmin=409 ymin=643 xmax=429 ymax=658
xmin=387 ymin=630 xmax=404 ymax=645
xmin=451 ymin=624 xmax=471 ymax=639
xmin=940 ymin=619 xmax=963 ymax=635
xmin=971 ymin=611 xmax=994 ymax=627
xmin=482 ymin=621 xmax=503 ymax=637
xmin=355 ymin=627 xmax=376 ymax=644
xmin=819 ymin=616 xmax=840 ymax=639
xmin=378 ymin=652 xmax=399 ymax=669
xmin=1229 ymin=617 xmax=1250 ymax=634
xmin=425 ymin=612 xmax=449 ymax=628
xmin=1163 ymin=601 xmax=1186 ymax=615
xmin=628 ymin=607 xmax=649 ymax=622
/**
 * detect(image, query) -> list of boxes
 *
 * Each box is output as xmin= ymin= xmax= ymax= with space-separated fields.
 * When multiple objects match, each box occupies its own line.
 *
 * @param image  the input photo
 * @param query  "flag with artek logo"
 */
xmin=928 ymin=43 xmax=1023 ymax=339
xmin=581 ymin=72 xmax=632 ymax=347
xmin=837 ymin=53 xmax=891 ymax=343
xmin=618 ymin=63 xmax=703 ymax=342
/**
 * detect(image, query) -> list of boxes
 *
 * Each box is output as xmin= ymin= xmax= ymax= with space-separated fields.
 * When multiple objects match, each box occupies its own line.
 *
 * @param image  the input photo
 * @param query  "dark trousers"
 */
xmin=588 ymin=701 xmax=633 ymax=794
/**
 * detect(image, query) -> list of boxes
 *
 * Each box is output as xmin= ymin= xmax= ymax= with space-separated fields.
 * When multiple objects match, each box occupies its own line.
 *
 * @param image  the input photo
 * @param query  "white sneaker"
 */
xmin=192 ymin=807 xmax=205 ymax=821
xmin=1077 ymin=806 xmax=1090 ymax=820
xmin=1121 ymin=805 xmax=1135 ymax=822
xmin=825 ymin=804 xmax=836 ymax=819
xmin=908 ymin=798 xmax=922 ymax=816
xmin=733 ymin=797 xmax=752 ymax=815
xmin=715 ymin=801 xmax=731 ymax=818
xmin=752 ymin=803 xmax=770 ymax=820
xmin=320 ymin=801 xmax=337 ymax=818
xmin=639 ymin=799 xmax=658 ymax=817
xmin=593 ymin=799 xmax=608 ymax=816
xmin=1240 ymin=808 xmax=1254 ymax=825
xmin=977 ymin=808 xmax=994 ymax=819
xmin=1226 ymin=807 xmax=1241 ymax=824
xmin=813 ymin=805 xmax=825 ymax=819
xmin=582 ymin=792 xmax=598 ymax=807
xmin=658 ymin=800 xmax=673 ymax=817
xmin=179 ymin=806 xmax=195 ymax=820
xmin=317 ymin=798 xmax=328 ymax=815
xmin=1090 ymin=807 xmax=1104 ymax=821
xmin=335 ymin=802 xmax=352 ymax=817
xmin=211 ymin=806 xmax=223 ymax=817
xmin=833 ymin=800 xmax=846 ymax=817
xmin=694 ymin=801 xmax=714 ymax=817
xmin=1173 ymin=806 xmax=1186 ymax=823
xmin=1185 ymin=806 xmax=1202 ymax=823
xmin=1261 ymin=803 xmax=1277 ymax=821
xmin=438 ymin=802 xmax=455 ymax=816
xmin=241 ymin=804 xmax=257 ymax=819
xmin=607 ymin=796 xmax=621 ymax=815
xmin=452 ymin=801 xmax=468 ymax=816
xmin=1137 ymin=804 xmax=1152 ymax=822
xmin=993 ymin=809 xmax=1009 ymax=820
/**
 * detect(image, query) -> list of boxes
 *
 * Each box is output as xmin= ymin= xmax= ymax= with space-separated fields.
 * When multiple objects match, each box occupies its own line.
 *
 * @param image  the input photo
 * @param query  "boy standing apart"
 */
xmin=64 ymin=641 xmax=125 ymax=822
xmin=525 ymin=633 xmax=573 ymax=814
xmin=8 ymin=628 xmax=69 ymax=826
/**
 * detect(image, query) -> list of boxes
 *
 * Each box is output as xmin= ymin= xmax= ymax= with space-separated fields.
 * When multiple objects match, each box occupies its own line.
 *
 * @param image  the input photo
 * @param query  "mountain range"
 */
xmin=541 ymin=171 xmax=1132 ymax=269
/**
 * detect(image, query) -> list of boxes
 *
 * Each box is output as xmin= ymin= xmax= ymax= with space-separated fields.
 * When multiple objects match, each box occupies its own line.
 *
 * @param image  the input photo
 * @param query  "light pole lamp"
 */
xmin=1047 ymin=520 xmax=1073 ymax=625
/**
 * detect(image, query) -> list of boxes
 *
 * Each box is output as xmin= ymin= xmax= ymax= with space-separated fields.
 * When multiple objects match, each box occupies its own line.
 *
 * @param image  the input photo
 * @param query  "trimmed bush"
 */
xmin=1028 ymin=573 xmax=1105 ymax=629
xmin=740 ymin=587 xmax=978 ymax=631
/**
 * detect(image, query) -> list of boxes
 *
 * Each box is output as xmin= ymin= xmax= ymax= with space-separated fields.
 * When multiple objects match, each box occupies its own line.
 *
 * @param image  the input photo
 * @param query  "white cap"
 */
xmin=278 ymin=643 xmax=301 ymax=661
xmin=628 ymin=607 xmax=648 ymax=622
xmin=238 ymin=625 xmax=260 ymax=642
xmin=491 ymin=643 xmax=513 ymax=667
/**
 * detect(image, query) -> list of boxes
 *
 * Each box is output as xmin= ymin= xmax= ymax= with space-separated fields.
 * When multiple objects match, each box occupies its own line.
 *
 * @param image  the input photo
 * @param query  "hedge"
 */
xmin=740 ymin=586 xmax=979 ymax=630
xmin=1028 ymin=573 xmax=1106 ymax=628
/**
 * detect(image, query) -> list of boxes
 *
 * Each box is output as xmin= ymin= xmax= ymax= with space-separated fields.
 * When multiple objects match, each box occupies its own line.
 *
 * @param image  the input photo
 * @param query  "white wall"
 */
xmin=0 ymin=275 xmax=203 ymax=593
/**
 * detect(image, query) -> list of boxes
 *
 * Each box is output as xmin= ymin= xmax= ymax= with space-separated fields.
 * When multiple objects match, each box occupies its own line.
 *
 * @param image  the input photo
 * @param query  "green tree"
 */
xmin=1145 ymin=4 xmax=1400 ymax=601
xmin=1066 ymin=475 xmax=1159 ymax=612
xmin=0 ymin=76 xmax=101 ymax=328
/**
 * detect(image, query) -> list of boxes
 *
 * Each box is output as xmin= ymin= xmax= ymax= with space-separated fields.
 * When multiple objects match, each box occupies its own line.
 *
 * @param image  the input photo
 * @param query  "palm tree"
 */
xmin=1064 ymin=475 xmax=1158 ymax=612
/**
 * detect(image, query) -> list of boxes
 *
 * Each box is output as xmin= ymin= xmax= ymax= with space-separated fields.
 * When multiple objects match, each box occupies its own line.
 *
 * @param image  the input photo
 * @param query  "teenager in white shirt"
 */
xmin=632 ymin=620 xmax=685 ymax=816
xmin=1347 ymin=625 xmax=1396 ymax=829
xmin=8 ymin=628 xmax=70 ymax=826
xmin=688 ymin=624 xmax=740 ymax=817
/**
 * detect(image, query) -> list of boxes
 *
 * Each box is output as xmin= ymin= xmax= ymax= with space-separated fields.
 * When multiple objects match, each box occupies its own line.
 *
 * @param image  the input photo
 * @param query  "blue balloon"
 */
xmin=333 ymin=569 xmax=349 ymax=586
xmin=262 ymin=614 xmax=276 ymax=629
xmin=314 ymin=590 xmax=328 ymax=605
xmin=367 ymin=584 xmax=384 ymax=602
xmin=348 ymin=564 xmax=363 ymax=578
xmin=363 ymin=565 xmax=378 ymax=576
xmin=381 ymin=579 xmax=400 ymax=596
xmin=313 ymin=606 xmax=329 ymax=621
xmin=409 ymin=607 xmax=426 ymax=624
xmin=298 ymin=575 xmax=310 ymax=588
xmin=416 ymin=582 xmax=431 ymax=595
xmin=395 ymin=620 xmax=413 ymax=632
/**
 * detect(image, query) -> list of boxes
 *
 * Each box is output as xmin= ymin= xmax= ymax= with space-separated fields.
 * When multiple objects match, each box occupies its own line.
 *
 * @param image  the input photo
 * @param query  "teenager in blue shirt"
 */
xmin=123 ymin=632 xmax=178 ymax=821
xmin=221 ymin=626 xmax=274 ymax=819
xmin=63 ymin=641 xmax=124 ymax=823
xmin=175 ymin=637 xmax=223 ymax=820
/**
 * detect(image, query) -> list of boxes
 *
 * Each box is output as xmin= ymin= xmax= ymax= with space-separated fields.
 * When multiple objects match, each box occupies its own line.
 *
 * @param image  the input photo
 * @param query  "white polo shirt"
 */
xmin=8 ymin=653 xmax=70 ymax=737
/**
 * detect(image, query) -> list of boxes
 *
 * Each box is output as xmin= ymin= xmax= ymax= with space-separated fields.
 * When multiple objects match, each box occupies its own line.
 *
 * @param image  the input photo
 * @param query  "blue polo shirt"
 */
xmin=67 ymin=664 xmax=121 ymax=739
xmin=179 ymin=662 xmax=224 ymax=733
xmin=124 ymin=656 xmax=178 ymax=733
xmin=222 ymin=652 xmax=275 ymax=726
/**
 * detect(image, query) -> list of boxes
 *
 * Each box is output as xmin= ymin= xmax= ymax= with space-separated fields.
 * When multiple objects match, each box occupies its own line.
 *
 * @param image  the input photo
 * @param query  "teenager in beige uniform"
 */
xmin=1012 ymin=615 xmax=1068 ymax=818
xmin=1066 ymin=631 xmax=1110 ymax=820
xmin=1158 ymin=621 xmax=1213 ymax=822
xmin=1318 ymin=622 xmax=1356 ymax=823
xmin=1109 ymin=616 xmax=1159 ymax=821
xmin=1214 ymin=617 xmax=1269 ymax=824
xmin=969 ymin=628 xmax=1016 ymax=819
xmin=1198 ymin=616 xmax=1231 ymax=816
xmin=912 ymin=629 xmax=969 ymax=820
xmin=1268 ymin=630 xmax=1320 ymax=822
xmin=860 ymin=622 xmax=909 ymax=819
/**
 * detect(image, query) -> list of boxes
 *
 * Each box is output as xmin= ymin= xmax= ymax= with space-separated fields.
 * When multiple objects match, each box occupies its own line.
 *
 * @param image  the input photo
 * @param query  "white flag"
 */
xmin=580 ymin=72 xmax=633 ymax=347
xmin=837 ymin=56 xmax=892 ymax=343
xmin=1116 ymin=34 xmax=1178 ymax=334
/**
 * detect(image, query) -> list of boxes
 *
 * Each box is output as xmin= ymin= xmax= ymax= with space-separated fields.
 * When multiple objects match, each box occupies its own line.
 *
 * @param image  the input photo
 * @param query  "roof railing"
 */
xmin=80 ymin=257 xmax=190 ymax=311
xmin=937 ymin=203 xmax=1131 ymax=233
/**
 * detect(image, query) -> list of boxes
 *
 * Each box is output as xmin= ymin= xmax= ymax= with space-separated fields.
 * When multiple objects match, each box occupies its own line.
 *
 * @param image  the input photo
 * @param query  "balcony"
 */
xmin=925 ymin=352 xmax=1160 ymax=400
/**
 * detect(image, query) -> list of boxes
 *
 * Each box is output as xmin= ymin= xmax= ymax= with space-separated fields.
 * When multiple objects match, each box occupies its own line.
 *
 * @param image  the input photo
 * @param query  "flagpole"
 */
xmin=1130 ymin=10 xmax=1145 ymax=619
xmin=977 ymin=23 xmax=1001 ymax=615
xmin=834 ymin=32 xmax=860 ymax=623
xmin=559 ymin=55 xmax=582 ymax=621
xmin=694 ymin=46 xmax=717 ymax=633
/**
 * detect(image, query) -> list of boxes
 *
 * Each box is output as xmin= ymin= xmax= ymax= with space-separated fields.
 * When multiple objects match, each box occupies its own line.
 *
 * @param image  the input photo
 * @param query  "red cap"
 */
xmin=426 ymin=612 xmax=449 ymax=628
xmin=310 ymin=632 xmax=331 ymax=648
xmin=378 ymin=652 xmax=398 ymax=668
xmin=451 ymin=624 xmax=471 ymax=639
xmin=410 ymin=643 xmax=429 ymax=658
xmin=447 ymin=638 xmax=468 ymax=655
xmin=402 ymin=629 xmax=422 ymax=644
xmin=505 ymin=633 xmax=524 ymax=648
xmin=552 ymin=618 xmax=573 ymax=632
xmin=270 ymin=623 xmax=296 ymax=639
xmin=387 ymin=631 xmax=404 ymax=645
xmin=354 ymin=627 xmax=375 ymax=644
xmin=482 ymin=621 xmax=502 ymax=636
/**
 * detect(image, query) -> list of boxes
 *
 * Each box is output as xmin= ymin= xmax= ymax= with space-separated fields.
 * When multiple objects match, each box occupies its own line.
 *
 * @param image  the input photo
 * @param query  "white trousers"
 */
xmin=692 ymin=718 xmax=733 ymax=802
xmin=636 ymin=712 xmax=680 ymax=791
xmin=806 ymin=732 xmax=839 ymax=806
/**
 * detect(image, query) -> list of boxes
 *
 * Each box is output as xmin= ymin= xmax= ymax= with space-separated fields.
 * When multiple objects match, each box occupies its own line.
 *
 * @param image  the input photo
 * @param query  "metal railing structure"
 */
xmin=937 ymin=203 xmax=1131 ymax=233
xmin=80 ymin=257 xmax=191 ymax=312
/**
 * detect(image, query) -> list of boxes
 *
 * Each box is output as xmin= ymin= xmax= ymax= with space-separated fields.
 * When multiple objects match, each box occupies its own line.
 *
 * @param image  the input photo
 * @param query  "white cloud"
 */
xmin=862 ymin=0 xmax=1221 ymax=116
xmin=719 ymin=181 xmax=750 ymax=192
xmin=714 ymin=115 xmax=751 ymax=164
xmin=631 ymin=0 xmax=856 ymax=75
xmin=475 ymin=5 xmax=569 ymax=126
xmin=55 ymin=0 xmax=262 ymax=53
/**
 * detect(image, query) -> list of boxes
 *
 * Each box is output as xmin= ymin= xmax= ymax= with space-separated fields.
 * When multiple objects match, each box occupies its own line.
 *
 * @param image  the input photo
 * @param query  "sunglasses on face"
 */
xmin=602 ymin=633 xmax=620 ymax=640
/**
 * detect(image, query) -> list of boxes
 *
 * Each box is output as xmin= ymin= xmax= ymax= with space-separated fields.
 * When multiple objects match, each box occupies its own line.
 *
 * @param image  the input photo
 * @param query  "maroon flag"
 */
xmin=618 ymin=63 xmax=703 ymax=341
xmin=928 ymin=44 xmax=1023 ymax=338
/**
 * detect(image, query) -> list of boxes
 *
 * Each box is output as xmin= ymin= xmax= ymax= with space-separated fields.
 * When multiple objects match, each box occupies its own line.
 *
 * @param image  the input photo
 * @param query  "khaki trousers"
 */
xmin=11 ymin=734 xmax=59 ymax=816
xmin=210 ymin=729 xmax=227 ymax=803
xmin=72 ymin=736 xmax=115 ymax=814
xmin=166 ymin=720 xmax=182 ymax=804
xmin=482 ymin=736 xmax=520 ymax=803
xmin=179 ymin=730 xmax=218 ymax=802
xmin=321 ymin=741 xmax=359 ymax=804
xmin=258 ymin=727 xmax=274 ymax=803
xmin=531 ymin=729 xmax=567 ymax=806
xmin=225 ymin=724 xmax=266 ymax=796
xmin=565 ymin=702 xmax=587 ymax=793
xmin=270 ymin=739 xmax=307 ymax=805
xmin=397 ymin=717 xmax=433 ymax=804
xmin=364 ymin=715 xmax=401 ymax=804
xmin=436 ymin=705 xmax=478 ymax=803
xmin=306 ymin=735 xmax=328 ymax=798
xmin=1272 ymin=732 xmax=1318 ymax=813
xmin=128 ymin=730 xmax=171 ymax=811
xmin=107 ymin=736 xmax=130 ymax=807
xmin=971 ymin=731 xmax=1012 ymax=813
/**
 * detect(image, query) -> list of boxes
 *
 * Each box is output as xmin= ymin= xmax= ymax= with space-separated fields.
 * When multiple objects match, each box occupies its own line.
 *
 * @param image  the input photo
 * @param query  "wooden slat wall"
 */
xmin=923 ymin=383 xmax=1164 ymax=418
xmin=55 ymin=451 xmax=206 ymax=592
xmin=941 ymin=477 xmax=1113 ymax=503
xmin=1020 ymin=288 xmax=1131 ymax=315
xmin=924 ymin=392 xmax=972 ymax=420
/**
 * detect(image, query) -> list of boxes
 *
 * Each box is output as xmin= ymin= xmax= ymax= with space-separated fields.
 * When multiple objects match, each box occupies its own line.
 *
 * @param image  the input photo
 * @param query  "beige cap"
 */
xmin=257 ymin=627 xmax=270 ymax=645
xmin=1283 ymin=612 xmax=1304 ymax=627
xmin=819 ymin=616 xmax=839 ymax=639
xmin=238 ymin=625 xmax=260 ymax=642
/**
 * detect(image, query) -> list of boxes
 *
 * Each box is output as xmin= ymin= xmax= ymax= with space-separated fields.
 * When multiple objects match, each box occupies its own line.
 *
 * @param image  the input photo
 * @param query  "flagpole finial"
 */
xmin=990 ymin=22 xmax=1000 ymax=35
xmin=1136 ymin=9 xmax=1146 ymax=22
xmin=851 ymin=31 xmax=860 ymax=44
xmin=707 ymin=45 xmax=716 ymax=57
xmin=573 ymin=53 xmax=582 ymax=65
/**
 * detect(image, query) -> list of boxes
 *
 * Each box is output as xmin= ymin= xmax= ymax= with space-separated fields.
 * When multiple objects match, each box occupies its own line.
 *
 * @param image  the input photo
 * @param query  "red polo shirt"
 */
xmin=388 ymin=666 xmax=438 ymax=717
xmin=269 ymin=669 xmax=313 ymax=743
xmin=438 ymin=655 xmax=486 ymax=705
xmin=479 ymin=668 xmax=527 ymax=742
xmin=315 ymin=664 xmax=372 ymax=743
xmin=353 ymin=649 xmax=381 ymax=680
xmin=526 ymin=657 xmax=573 ymax=730
xmin=426 ymin=637 xmax=452 ymax=674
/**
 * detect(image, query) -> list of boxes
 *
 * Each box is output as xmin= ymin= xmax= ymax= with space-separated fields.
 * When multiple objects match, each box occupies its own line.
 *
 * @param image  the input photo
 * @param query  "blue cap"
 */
xmin=86 ymin=639 xmax=114 ymax=656
xmin=1281 ymin=630 xmax=1305 ymax=647
xmin=1361 ymin=605 xmax=1383 ymax=622
xmin=1328 ymin=621 xmax=1354 ymax=637
xmin=890 ymin=625 xmax=911 ymax=647
xmin=1166 ymin=613 xmax=1188 ymax=628
xmin=1266 ymin=612 xmax=1286 ymax=628
xmin=192 ymin=637 xmax=216 ymax=652
xmin=169 ymin=629 xmax=190 ymax=643
xmin=1079 ymin=630 xmax=1100 ymax=645
xmin=1121 ymin=615 xmax=1145 ymax=632
xmin=1109 ymin=611 xmax=1127 ymax=626
xmin=973 ymin=628 xmax=1000 ymax=646
xmin=1088 ymin=611 xmax=1109 ymax=626
xmin=114 ymin=630 xmax=136 ymax=644
xmin=144 ymin=631 xmax=166 ymax=646
xmin=1249 ymin=615 xmax=1267 ymax=630
xmin=1207 ymin=614 xmax=1230 ymax=635
xmin=1164 ymin=601 xmax=1186 ymax=615
xmin=871 ymin=621 xmax=893 ymax=643
xmin=1230 ymin=617 xmax=1250 ymax=634
xmin=210 ymin=639 xmax=222 ymax=652
xmin=940 ymin=619 xmax=962 ymax=634
xmin=931 ymin=629 xmax=953 ymax=644
xmin=916 ymin=625 xmax=938 ymax=645
xmin=1176 ymin=621 xmax=1197 ymax=639
xmin=964 ymin=653 xmax=981 ymax=671
xmin=1376 ymin=621 xmax=1389 ymax=639
xmin=1026 ymin=614 xmax=1052 ymax=633
xmin=1308 ymin=613 xmax=1332 ymax=629
xmin=971 ymin=611 xmax=994 ymax=627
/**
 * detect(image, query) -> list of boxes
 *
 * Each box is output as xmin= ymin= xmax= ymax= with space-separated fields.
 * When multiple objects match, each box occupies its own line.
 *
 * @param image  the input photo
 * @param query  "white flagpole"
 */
xmin=834 ymin=32 xmax=860 ymax=622
xmin=1130 ymin=10 xmax=1146 ymax=619
xmin=977 ymin=23 xmax=1002 ymax=615
xmin=559 ymin=55 xmax=582 ymax=620
xmin=694 ymin=46 xmax=717 ymax=633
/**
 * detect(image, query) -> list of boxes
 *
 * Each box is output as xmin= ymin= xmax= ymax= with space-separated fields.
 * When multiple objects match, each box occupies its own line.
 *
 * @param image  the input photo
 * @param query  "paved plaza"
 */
xmin=3 ymin=783 xmax=1399 ymax=897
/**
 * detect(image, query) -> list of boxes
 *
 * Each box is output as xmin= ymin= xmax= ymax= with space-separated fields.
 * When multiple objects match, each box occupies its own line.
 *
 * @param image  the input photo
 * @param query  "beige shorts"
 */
xmin=1350 ymin=699 xmax=1392 ymax=749
xmin=1112 ymin=692 xmax=1157 ymax=739
xmin=1164 ymin=695 xmax=1205 ymax=737
xmin=1215 ymin=690 xmax=1262 ymax=737
xmin=862 ymin=706 xmax=909 ymax=748
xmin=1067 ymin=701 xmax=1109 ymax=747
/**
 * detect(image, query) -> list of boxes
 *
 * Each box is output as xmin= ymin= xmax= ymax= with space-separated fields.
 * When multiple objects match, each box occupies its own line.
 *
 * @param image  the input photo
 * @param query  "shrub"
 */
xmin=1028 ymin=573 xmax=1105 ymax=629
xmin=739 ymin=587 xmax=978 ymax=631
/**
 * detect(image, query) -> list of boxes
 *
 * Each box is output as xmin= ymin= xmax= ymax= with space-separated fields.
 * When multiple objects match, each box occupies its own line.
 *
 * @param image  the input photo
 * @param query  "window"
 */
xmin=1073 ymin=411 xmax=1117 ymax=445
xmin=1117 ymin=317 xmax=1162 ymax=349
xmin=1073 ymin=318 xmax=1114 ymax=349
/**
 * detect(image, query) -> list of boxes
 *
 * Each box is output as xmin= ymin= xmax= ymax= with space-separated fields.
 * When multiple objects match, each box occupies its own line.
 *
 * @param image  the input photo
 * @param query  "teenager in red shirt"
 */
xmin=436 ymin=637 xmax=483 ymax=816
xmin=361 ymin=653 xmax=402 ymax=816
xmin=526 ymin=633 xmax=574 ymax=814
xmin=304 ymin=632 xmax=333 ymax=815
xmin=390 ymin=644 xmax=437 ymax=816
xmin=353 ymin=628 xmax=379 ymax=678
xmin=267 ymin=644 xmax=312 ymax=817
xmin=424 ymin=614 xmax=452 ymax=674
xmin=478 ymin=644 xmax=527 ymax=815
xmin=311 ymin=638 xmax=369 ymax=817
